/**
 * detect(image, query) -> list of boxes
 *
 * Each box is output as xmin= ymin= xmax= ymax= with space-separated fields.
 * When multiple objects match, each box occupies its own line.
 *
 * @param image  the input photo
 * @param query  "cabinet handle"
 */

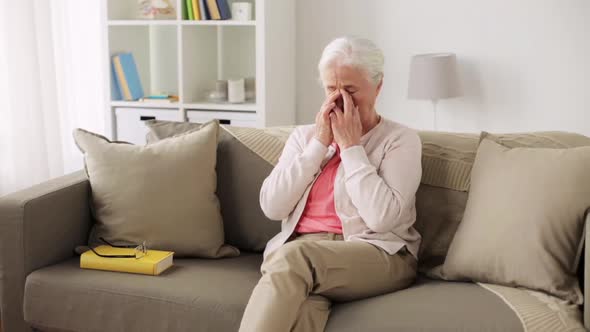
xmin=140 ymin=116 xmax=156 ymax=121
xmin=219 ymin=119 xmax=231 ymax=124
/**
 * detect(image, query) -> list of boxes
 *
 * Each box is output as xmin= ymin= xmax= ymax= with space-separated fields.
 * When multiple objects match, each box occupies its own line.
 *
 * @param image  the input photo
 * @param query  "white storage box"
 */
xmin=186 ymin=110 xmax=257 ymax=128
xmin=115 ymin=108 xmax=183 ymax=145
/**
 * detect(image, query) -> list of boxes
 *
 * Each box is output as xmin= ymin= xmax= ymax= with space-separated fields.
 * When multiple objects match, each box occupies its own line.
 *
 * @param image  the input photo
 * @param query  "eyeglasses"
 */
xmin=89 ymin=237 xmax=148 ymax=259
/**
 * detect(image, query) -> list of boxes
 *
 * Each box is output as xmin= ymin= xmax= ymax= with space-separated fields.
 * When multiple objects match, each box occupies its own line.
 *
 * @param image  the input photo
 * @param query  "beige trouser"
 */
xmin=238 ymin=232 xmax=418 ymax=332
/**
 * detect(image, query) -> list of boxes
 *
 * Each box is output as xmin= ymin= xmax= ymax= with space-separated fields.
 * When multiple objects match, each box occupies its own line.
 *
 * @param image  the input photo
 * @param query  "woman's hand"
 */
xmin=314 ymin=90 xmax=341 ymax=147
xmin=330 ymin=89 xmax=362 ymax=149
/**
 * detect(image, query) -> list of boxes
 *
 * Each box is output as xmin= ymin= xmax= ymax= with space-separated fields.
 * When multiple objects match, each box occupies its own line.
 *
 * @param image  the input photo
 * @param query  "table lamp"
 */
xmin=407 ymin=53 xmax=462 ymax=130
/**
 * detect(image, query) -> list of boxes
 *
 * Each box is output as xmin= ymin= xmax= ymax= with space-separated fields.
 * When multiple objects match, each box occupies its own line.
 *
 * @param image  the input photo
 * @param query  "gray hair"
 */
xmin=318 ymin=36 xmax=385 ymax=86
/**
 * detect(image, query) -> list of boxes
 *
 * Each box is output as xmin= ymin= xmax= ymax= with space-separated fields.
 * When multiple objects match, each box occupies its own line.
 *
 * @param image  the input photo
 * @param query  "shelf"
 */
xmin=184 ymin=102 xmax=257 ymax=112
xmin=108 ymin=20 xmax=177 ymax=26
xmin=181 ymin=20 xmax=256 ymax=26
xmin=182 ymin=25 xmax=256 ymax=105
xmin=109 ymin=25 xmax=178 ymax=100
xmin=107 ymin=20 xmax=256 ymax=27
xmin=110 ymin=100 xmax=256 ymax=112
xmin=111 ymin=101 xmax=180 ymax=109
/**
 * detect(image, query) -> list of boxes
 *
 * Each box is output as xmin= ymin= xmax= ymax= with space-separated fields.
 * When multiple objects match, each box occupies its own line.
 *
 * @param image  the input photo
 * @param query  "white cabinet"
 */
xmin=115 ymin=108 xmax=183 ymax=145
xmin=186 ymin=110 xmax=257 ymax=127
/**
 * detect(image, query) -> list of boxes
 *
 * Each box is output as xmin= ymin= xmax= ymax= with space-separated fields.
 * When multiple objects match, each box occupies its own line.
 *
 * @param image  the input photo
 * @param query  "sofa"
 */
xmin=1 ymin=126 xmax=589 ymax=332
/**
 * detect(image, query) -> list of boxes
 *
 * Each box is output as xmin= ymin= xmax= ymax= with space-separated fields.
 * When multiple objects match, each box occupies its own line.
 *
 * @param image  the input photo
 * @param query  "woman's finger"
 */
xmin=341 ymin=89 xmax=353 ymax=117
xmin=333 ymin=107 xmax=344 ymax=124
xmin=329 ymin=112 xmax=337 ymax=126
xmin=322 ymin=102 xmax=336 ymax=119
xmin=318 ymin=93 xmax=335 ymax=122
xmin=321 ymin=91 xmax=336 ymax=109
xmin=325 ymin=89 xmax=342 ymax=106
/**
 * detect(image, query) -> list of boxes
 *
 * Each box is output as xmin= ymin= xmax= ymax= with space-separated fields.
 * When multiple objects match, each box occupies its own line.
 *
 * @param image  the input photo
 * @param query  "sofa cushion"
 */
xmin=414 ymin=184 xmax=469 ymax=274
xmin=24 ymin=253 xmax=264 ymax=332
xmin=24 ymin=257 xmax=522 ymax=332
xmin=325 ymin=277 xmax=523 ymax=332
xmin=410 ymin=132 xmax=479 ymax=278
xmin=481 ymin=130 xmax=590 ymax=149
xmin=145 ymin=120 xmax=288 ymax=252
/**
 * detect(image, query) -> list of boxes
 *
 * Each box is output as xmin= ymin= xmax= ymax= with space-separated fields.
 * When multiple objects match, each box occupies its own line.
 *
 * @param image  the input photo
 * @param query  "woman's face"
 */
xmin=321 ymin=63 xmax=383 ymax=123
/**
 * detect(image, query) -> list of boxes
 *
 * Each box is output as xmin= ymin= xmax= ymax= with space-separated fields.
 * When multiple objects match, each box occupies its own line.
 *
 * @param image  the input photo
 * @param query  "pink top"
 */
xmin=260 ymin=117 xmax=423 ymax=261
xmin=294 ymin=142 xmax=343 ymax=234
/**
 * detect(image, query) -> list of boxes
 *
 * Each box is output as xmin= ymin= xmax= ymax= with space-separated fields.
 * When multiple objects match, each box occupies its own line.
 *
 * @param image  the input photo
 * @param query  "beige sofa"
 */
xmin=0 ymin=127 xmax=588 ymax=332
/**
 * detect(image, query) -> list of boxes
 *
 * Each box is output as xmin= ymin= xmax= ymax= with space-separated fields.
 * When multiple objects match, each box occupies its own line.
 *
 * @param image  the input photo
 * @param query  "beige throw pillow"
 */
xmin=144 ymin=120 xmax=287 ymax=252
xmin=73 ymin=120 xmax=239 ymax=258
xmin=441 ymin=138 xmax=590 ymax=304
xmin=420 ymin=131 xmax=590 ymax=279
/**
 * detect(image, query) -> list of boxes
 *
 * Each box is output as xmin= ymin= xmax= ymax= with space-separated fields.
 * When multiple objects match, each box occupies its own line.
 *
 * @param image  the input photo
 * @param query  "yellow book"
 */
xmin=206 ymin=0 xmax=221 ymax=20
xmin=112 ymin=55 xmax=132 ymax=101
xmin=192 ymin=0 xmax=201 ymax=20
xmin=80 ymin=245 xmax=174 ymax=276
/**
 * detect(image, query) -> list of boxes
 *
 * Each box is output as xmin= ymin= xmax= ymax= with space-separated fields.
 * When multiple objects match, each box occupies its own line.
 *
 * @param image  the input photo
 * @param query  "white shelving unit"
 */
xmin=103 ymin=0 xmax=295 ymax=143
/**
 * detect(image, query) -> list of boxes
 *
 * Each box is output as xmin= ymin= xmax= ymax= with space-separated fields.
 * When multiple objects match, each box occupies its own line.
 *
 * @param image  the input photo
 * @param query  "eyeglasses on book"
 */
xmin=89 ymin=237 xmax=148 ymax=259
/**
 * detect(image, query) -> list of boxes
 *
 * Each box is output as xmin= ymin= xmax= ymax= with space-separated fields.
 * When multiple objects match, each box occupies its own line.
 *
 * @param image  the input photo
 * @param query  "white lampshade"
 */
xmin=407 ymin=53 xmax=462 ymax=100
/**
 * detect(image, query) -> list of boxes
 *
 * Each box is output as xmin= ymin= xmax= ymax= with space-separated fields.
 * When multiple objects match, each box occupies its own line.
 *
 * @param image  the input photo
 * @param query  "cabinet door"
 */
xmin=115 ymin=108 xmax=182 ymax=145
xmin=186 ymin=110 xmax=257 ymax=128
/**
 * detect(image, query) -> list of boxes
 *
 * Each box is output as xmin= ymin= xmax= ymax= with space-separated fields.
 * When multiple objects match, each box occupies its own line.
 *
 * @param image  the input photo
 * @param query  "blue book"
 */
xmin=112 ymin=52 xmax=144 ymax=101
xmin=199 ymin=0 xmax=210 ymax=19
xmin=216 ymin=0 xmax=231 ymax=20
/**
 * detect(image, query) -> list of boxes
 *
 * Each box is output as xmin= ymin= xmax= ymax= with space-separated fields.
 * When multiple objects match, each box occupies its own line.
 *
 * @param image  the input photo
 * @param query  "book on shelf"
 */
xmin=110 ymin=65 xmax=122 ymax=101
xmin=186 ymin=0 xmax=207 ymax=20
xmin=186 ymin=0 xmax=194 ymax=20
xmin=192 ymin=0 xmax=202 ymax=19
xmin=216 ymin=0 xmax=231 ymax=20
xmin=187 ymin=0 xmax=229 ymax=20
xmin=206 ymin=0 xmax=221 ymax=19
xmin=80 ymin=245 xmax=174 ymax=276
xmin=199 ymin=0 xmax=210 ymax=19
xmin=112 ymin=52 xmax=144 ymax=101
xmin=139 ymin=94 xmax=179 ymax=103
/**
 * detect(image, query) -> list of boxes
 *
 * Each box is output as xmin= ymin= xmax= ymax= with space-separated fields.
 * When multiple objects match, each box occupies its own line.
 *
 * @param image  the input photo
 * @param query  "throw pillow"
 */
xmin=73 ymin=120 xmax=240 ymax=258
xmin=145 ymin=120 xmax=291 ymax=252
xmin=441 ymin=138 xmax=590 ymax=304
xmin=419 ymin=130 xmax=590 ymax=279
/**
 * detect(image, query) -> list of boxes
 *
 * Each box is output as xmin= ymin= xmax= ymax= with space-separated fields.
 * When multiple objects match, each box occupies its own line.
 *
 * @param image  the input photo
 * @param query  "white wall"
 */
xmin=296 ymin=0 xmax=590 ymax=135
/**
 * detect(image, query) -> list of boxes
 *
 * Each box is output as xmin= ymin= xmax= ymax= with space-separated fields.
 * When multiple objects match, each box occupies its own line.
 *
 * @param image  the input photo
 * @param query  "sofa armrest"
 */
xmin=585 ymin=210 xmax=590 ymax=330
xmin=0 ymin=171 xmax=92 ymax=332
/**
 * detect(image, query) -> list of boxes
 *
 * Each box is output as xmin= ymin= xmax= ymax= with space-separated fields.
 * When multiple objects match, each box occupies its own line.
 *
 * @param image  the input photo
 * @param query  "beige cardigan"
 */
xmin=260 ymin=116 xmax=423 ymax=261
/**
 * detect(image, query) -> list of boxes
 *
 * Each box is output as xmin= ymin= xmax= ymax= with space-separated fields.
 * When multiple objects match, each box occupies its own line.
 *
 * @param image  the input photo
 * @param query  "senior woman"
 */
xmin=239 ymin=36 xmax=423 ymax=332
